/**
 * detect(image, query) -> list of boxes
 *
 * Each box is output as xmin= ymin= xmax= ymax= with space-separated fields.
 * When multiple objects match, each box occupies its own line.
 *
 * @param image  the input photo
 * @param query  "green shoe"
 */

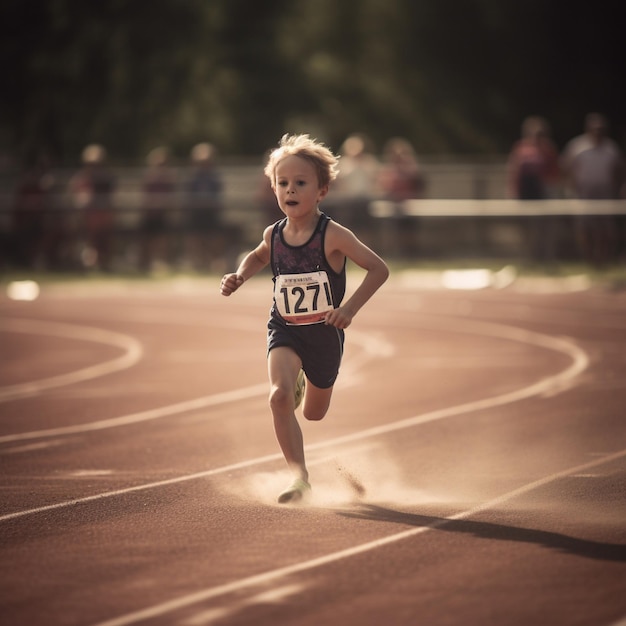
xmin=294 ymin=369 xmax=305 ymax=410
xmin=278 ymin=478 xmax=311 ymax=504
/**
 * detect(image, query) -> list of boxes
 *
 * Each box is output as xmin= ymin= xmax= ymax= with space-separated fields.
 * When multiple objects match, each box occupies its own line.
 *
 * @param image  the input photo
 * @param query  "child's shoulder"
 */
xmin=264 ymin=219 xmax=284 ymax=235
xmin=261 ymin=222 xmax=278 ymax=244
xmin=326 ymin=216 xmax=354 ymax=238
xmin=324 ymin=217 xmax=359 ymax=252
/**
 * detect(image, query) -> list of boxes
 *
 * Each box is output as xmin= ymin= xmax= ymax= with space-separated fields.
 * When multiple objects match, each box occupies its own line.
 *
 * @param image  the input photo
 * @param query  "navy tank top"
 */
xmin=270 ymin=213 xmax=346 ymax=325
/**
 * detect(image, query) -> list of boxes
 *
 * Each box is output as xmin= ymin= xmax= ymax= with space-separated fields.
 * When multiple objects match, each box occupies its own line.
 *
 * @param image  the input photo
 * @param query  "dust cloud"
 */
xmin=229 ymin=442 xmax=457 ymax=509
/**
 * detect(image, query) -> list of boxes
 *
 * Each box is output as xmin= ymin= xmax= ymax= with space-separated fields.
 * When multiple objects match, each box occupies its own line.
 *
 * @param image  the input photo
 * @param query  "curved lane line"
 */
xmin=309 ymin=314 xmax=589 ymax=451
xmin=0 ymin=315 xmax=587 ymax=522
xmin=0 ymin=384 xmax=269 ymax=444
xmin=0 ymin=327 xmax=392 ymax=444
xmin=0 ymin=319 xmax=143 ymax=402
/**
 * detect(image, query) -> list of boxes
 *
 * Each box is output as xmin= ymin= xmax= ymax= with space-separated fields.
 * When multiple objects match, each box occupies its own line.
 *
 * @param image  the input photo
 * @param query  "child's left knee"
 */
xmin=302 ymin=398 xmax=330 ymax=421
xmin=301 ymin=384 xmax=333 ymax=421
xmin=303 ymin=408 xmax=326 ymax=421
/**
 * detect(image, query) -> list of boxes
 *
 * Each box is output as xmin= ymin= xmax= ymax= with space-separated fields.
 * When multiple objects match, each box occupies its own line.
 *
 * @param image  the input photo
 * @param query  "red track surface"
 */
xmin=1 ymin=274 xmax=625 ymax=626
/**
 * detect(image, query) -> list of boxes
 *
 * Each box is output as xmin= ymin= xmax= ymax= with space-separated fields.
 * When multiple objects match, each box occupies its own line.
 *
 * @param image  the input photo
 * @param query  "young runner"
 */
xmin=221 ymin=134 xmax=389 ymax=503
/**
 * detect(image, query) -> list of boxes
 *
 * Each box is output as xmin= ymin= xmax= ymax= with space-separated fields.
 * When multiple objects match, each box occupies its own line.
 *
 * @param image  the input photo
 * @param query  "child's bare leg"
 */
xmin=268 ymin=347 xmax=308 ymax=482
xmin=302 ymin=381 xmax=333 ymax=422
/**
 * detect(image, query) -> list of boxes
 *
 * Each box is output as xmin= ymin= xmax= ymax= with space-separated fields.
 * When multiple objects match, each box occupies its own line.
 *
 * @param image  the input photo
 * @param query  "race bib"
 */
xmin=274 ymin=271 xmax=334 ymax=325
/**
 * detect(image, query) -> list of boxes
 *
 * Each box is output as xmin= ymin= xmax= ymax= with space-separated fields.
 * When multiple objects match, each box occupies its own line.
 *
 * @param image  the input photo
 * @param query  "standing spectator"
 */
xmin=139 ymin=147 xmax=177 ymax=274
xmin=561 ymin=113 xmax=625 ymax=266
xmin=378 ymin=137 xmax=426 ymax=256
xmin=331 ymin=133 xmax=380 ymax=234
xmin=182 ymin=142 xmax=224 ymax=271
xmin=507 ymin=116 xmax=561 ymax=264
xmin=378 ymin=137 xmax=426 ymax=202
xmin=68 ymin=144 xmax=116 ymax=271
xmin=11 ymin=154 xmax=56 ymax=269
xmin=507 ymin=116 xmax=559 ymax=200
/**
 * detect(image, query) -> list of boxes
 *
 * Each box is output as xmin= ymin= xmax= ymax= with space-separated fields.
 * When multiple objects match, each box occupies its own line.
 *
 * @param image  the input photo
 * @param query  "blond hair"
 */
xmin=264 ymin=134 xmax=340 ymax=189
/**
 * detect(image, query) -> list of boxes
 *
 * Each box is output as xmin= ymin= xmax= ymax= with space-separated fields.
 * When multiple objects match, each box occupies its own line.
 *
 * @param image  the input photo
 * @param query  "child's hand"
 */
xmin=220 ymin=273 xmax=244 ymax=296
xmin=324 ymin=306 xmax=353 ymax=329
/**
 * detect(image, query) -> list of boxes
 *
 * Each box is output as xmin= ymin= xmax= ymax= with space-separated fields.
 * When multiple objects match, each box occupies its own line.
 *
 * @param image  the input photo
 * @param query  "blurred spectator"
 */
xmin=11 ymin=154 xmax=56 ymax=269
xmin=378 ymin=137 xmax=426 ymax=256
xmin=507 ymin=116 xmax=559 ymax=200
xmin=561 ymin=113 xmax=625 ymax=265
xmin=68 ymin=144 xmax=116 ymax=271
xmin=378 ymin=137 xmax=426 ymax=202
xmin=331 ymin=133 xmax=380 ymax=232
xmin=182 ymin=142 xmax=224 ymax=271
xmin=256 ymin=148 xmax=284 ymax=224
xmin=507 ymin=116 xmax=561 ymax=264
xmin=139 ymin=147 xmax=177 ymax=274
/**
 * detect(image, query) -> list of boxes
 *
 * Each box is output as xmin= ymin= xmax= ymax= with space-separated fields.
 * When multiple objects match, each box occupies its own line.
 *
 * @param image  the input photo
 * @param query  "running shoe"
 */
xmin=294 ymin=369 xmax=305 ymax=410
xmin=278 ymin=478 xmax=311 ymax=504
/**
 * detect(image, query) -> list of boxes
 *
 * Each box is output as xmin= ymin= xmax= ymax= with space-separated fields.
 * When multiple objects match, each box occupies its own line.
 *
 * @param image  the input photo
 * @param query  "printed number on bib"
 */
xmin=275 ymin=271 xmax=334 ymax=325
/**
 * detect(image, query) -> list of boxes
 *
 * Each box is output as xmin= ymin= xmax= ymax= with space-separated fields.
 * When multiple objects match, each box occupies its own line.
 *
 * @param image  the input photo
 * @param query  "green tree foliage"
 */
xmin=1 ymin=0 xmax=623 ymax=163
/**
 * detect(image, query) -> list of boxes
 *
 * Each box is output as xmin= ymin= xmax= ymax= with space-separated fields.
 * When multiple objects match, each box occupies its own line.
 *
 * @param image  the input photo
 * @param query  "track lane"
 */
xmin=0 ymin=278 xmax=624 ymax=626
xmin=1 ymin=298 xmax=584 ymax=519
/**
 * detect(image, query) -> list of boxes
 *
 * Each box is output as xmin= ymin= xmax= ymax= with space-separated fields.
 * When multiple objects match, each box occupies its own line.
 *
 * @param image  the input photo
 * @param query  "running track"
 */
xmin=1 ymin=273 xmax=625 ymax=626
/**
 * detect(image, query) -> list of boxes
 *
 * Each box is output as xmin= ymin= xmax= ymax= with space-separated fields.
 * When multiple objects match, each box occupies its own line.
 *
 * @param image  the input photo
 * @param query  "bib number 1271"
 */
xmin=275 ymin=271 xmax=334 ymax=324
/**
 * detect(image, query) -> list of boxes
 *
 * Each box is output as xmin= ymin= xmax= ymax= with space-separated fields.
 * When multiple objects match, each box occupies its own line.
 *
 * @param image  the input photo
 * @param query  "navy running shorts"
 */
xmin=267 ymin=316 xmax=345 ymax=389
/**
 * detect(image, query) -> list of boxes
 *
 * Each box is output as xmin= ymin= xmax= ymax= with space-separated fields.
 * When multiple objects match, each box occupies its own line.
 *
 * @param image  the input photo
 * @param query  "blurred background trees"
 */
xmin=2 ymin=0 xmax=624 ymax=164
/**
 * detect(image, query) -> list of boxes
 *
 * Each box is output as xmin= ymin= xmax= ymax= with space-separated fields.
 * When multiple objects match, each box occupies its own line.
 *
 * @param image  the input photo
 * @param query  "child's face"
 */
xmin=273 ymin=155 xmax=328 ymax=218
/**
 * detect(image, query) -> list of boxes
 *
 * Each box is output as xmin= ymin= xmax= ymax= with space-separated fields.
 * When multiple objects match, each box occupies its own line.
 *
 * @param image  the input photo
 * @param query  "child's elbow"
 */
xmin=380 ymin=260 xmax=390 ymax=283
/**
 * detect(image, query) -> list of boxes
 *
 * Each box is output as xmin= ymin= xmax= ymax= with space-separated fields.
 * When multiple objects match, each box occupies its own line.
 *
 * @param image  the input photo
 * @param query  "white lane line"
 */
xmin=0 ymin=318 xmax=143 ymax=402
xmin=0 ymin=453 xmax=284 ymax=522
xmin=183 ymin=583 xmax=305 ymax=626
xmin=1 ymin=439 xmax=68 ymax=454
xmin=0 ymin=319 xmax=587 ymax=522
xmin=0 ymin=327 xmax=392 ymax=444
xmin=0 ymin=383 xmax=268 ymax=444
xmin=90 ymin=447 xmax=626 ymax=626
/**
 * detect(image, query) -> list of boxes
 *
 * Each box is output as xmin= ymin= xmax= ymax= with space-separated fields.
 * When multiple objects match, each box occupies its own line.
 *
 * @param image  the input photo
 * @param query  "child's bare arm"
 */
xmin=324 ymin=223 xmax=389 ymax=328
xmin=220 ymin=227 xmax=271 ymax=296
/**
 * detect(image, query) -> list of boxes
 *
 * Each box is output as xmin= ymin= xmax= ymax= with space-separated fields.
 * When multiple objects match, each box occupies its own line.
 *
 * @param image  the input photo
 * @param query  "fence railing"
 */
xmin=366 ymin=199 xmax=626 ymax=263
xmin=2 ymin=162 xmax=624 ymax=271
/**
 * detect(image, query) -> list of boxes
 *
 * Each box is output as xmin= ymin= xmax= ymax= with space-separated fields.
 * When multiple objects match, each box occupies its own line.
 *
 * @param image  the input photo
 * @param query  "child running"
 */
xmin=220 ymin=134 xmax=389 ymax=503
